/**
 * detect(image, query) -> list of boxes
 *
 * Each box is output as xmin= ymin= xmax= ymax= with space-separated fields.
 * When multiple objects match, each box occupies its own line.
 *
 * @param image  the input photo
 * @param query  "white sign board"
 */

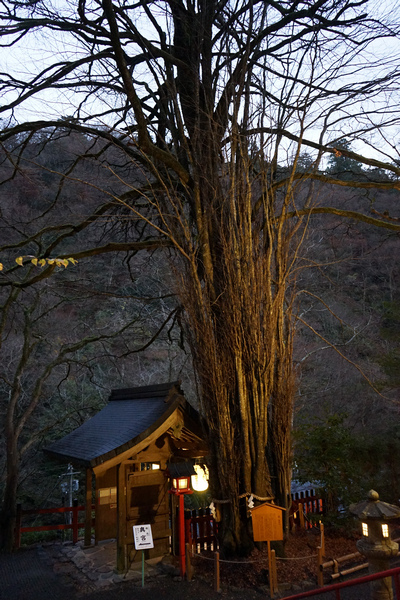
xmin=133 ymin=524 xmax=154 ymax=550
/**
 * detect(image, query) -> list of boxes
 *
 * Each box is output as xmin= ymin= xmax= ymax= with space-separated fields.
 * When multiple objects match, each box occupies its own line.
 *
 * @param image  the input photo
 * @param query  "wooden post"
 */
xmin=94 ymin=473 xmax=100 ymax=545
xmin=185 ymin=510 xmax=192 ymax=553
xmin=271 ymin=548 xmax=278 ymax=594
xmin=84 ymin=468 xmax=92 ymax=547
xmin=317 ymin=546 xmax=324 ymax=587
xmin=15 ymin=503 xmax=22 ymax=550
xmin=198 ymin=508 xmax=204 ymax=550
xmin=214 ymin=550 xmax=220 ymax=592
xmin=206 ymin=507 xmax=212 ymax=549
xmin=320 ymin=521 xmax=325 ymax=557
xmin=72 ymin=499 xmax=79 ymax=544
xmin=299 ymin=503 xmax=305 ymax=529
xmin=186 ymin=543 xmax=193 ymax=581
xmin=116 ymin=463 xmax=126 ymax=573
xmin=268 ymin=540 xmax=274 ymax=598
xmin=170 ymin=494 xmax=176 ymax=555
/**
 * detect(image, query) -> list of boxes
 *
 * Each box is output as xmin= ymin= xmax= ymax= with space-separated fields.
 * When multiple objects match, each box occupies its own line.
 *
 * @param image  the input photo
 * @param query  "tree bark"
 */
xmin=0 ymin=435 xmax=19 ymax=552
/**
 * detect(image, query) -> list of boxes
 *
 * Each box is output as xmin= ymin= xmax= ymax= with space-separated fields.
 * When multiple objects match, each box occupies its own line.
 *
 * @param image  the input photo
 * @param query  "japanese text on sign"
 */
xmin=133 ymin=524 xmax=154 ymax=550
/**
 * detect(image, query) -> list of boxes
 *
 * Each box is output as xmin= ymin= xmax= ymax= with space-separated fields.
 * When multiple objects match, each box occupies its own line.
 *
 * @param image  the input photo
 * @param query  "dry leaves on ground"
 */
xmin=191 ymin=530 xmax=362 ymax=589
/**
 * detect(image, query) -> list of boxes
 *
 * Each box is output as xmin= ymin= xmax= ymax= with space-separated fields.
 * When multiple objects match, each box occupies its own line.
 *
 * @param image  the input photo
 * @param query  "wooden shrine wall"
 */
xmin=96 ymin=467 xmax=118 ymax=542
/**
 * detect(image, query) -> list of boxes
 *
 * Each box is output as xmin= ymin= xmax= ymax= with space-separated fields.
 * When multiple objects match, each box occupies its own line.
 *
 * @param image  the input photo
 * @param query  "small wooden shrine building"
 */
xmin=44 ymin=381 xmax=207 ymax=571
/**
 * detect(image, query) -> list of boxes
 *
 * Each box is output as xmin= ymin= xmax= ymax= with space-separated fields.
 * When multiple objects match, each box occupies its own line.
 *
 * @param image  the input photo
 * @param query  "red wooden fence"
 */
xmin=184 ymin=495 xmax=322 ymax=554
xmin=290 ymin=495 xmax=324 ymax=530
xmin=15 ymin=501 xmax=95 ymax=549
xmin=185 ymin=508 xmax=218 ymax=551
xmin=15 ymin=494 xmax=321 ymax=552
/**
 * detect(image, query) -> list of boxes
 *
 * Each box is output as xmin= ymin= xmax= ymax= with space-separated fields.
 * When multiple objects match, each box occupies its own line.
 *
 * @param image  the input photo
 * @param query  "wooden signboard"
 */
xmin=251 ymin=502 xmax=286 ymax=598
xmin=251 ymin=502 xmax=285 ymax=542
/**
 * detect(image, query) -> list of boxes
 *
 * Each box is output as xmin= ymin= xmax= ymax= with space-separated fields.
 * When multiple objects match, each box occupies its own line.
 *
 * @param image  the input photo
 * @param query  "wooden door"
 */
xmin=126 ymin=469 xmax=170 ymax=561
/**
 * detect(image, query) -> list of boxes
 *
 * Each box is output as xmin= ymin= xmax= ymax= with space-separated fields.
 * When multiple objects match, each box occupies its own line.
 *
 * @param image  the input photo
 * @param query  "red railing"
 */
xmin=280 ymin=566 xmax=400 ymax=599
xmin=15 ymin=501 xmax=95 ymax=549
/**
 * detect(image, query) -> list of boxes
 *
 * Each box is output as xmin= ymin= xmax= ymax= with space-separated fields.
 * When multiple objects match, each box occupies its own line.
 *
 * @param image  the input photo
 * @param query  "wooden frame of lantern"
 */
xmin=168 ymin=462 xmax=195 ymax=578
xmin=171 ymin=475 xmax=192 ymax=494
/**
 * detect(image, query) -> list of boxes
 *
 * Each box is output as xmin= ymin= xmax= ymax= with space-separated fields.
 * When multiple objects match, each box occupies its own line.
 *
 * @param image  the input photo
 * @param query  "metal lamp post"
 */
xmin=350 ymin=490 xmax=400 ymax=600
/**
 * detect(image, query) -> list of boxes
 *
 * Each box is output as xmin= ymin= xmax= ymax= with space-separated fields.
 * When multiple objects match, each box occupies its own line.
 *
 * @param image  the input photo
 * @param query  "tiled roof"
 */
xmin=44 ymin=381 xmax=192 ymax=467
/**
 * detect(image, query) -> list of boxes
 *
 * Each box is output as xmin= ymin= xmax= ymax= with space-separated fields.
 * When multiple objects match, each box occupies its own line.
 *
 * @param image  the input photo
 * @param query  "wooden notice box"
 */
xmin=251 ymin=502 xmax=285 ymax=542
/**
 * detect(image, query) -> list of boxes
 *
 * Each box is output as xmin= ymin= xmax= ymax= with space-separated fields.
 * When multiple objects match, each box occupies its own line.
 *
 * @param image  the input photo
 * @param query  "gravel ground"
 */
xmin=0 ymin=545 xmax=266 ymax=600
xmin=0 ymin=546 xmax=73 ymax=600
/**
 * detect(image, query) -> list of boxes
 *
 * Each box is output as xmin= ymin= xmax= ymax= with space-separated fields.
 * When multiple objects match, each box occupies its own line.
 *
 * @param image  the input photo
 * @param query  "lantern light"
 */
xmin=362 ymin=522 xmax=369 ymax=537
xmin=382 ymin=523 xmax=389 ymax=538
xmin=172 ymin=476 xmax=191 ymax=491
xmin=168 ymin=462 xmax=196 ymax=494
xmin=191 ymin=464 xmax=209 ymax=492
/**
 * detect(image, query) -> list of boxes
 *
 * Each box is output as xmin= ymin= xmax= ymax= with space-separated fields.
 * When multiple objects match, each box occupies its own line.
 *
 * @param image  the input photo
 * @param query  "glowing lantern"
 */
xmin=191 ymin=464 xmax=209 ymax=492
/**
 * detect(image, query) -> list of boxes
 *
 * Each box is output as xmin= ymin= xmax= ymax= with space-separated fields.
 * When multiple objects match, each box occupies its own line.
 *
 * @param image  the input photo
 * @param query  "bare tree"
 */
xmin=0 ymin=265 xmax=183 ymax=551
xmin=1 ymin=0 xmax=400 ymax=554
xmin=0 ymin=132 xmax=187 ymax=551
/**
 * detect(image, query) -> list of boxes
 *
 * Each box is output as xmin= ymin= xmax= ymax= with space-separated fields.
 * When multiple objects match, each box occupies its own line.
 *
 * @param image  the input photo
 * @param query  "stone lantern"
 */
xmin=350 ymin=490 xmax=400 ymax=600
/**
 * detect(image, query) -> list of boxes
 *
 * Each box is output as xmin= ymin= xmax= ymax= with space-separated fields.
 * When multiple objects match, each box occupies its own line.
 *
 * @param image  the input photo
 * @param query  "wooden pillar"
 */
xmin=84 ymin=468 xmax=92 ymax=547
xmin=15 ymin=503 xmax=22 ymax=550
xmin=186 ymin=543 xmax=193 ymax=581
xmin=299 ymin=502 xmax=305 ymax=529
xmin=116 ymin=462 xmax=126 ymax=573
xmin=320 ymin=521 xmax=325 ymax=557
xmin=271 ymin=549 xmax=278 ymax=593
xmin=268 ymin=540 xmax=274 ymax=598
xmin=214 ymin=551 xmax=220 ymax=592
xmin=317 ymin=546 xmax=324 ymax=587
xmin=72 ymin=499 xmax=79 ymax=544
xmin=94 ymin=474 xmax=100 ymax=545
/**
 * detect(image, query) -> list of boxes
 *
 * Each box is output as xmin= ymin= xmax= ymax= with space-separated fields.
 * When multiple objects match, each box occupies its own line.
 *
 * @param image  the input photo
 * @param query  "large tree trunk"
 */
xmin=175 ymin=147 xmax=299 ymax=554
xmin=105 ymin=0 xmax=302 ymax=555
xmin=97 ymin=0 xmax=394 ymax=556
xmin=0 ymin=433 xmax=19 ymax=552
